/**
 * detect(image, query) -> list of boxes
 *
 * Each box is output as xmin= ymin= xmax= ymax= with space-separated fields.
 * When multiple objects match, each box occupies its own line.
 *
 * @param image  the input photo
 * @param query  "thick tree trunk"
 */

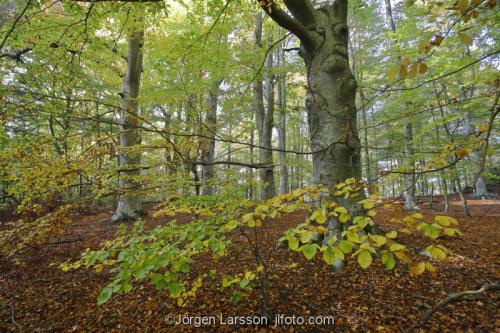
xmin=302 ymin=7 xmax=360 ymax=189
xmin=302 ymin=4 xmax=361 ymax=271
xmin=201 ymin=80 xmax=222 ymax=196
xmin=260 ymin=0 xmax=361 ymax=270
xmin=111 ymin=28 xmax=144 ymax=223
xmin=277 ymin=44 xmax=289 ymax=194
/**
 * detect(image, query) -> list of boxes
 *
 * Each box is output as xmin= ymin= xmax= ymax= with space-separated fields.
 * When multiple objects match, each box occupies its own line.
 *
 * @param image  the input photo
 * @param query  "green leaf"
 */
xmin=224 ymin=220 xmax=239 ymax=230
xmin=357 ymin=250 xmax=372 ymax=269
xmin=323 ymin=247 xmax=335 ymax=265
xmin=333 ymin=246 xmax=345 ymax=260
xmin=122 ymin=283 xmax=133 ymax=293
xmin=381 ymin=252 xmax=396 ymax=270
xmin=97 ymin=287 xmax=113 ymax=305
xmin=338 ymin=240 xmax=353 ymax=254
xmin=288 ymin=236 xmax=299 ymax=251
xmin=300 ymin=230 xmax=313 ymax=243
xmin=301 ymin=244 xmax=317 ymax=260
xmin=168 ymin=282 xmax=182 ymax=297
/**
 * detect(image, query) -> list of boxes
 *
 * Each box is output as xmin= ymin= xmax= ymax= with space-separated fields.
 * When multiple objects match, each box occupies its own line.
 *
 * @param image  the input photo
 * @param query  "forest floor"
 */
xmin=1 ymin=196 xmax=499 ymax=332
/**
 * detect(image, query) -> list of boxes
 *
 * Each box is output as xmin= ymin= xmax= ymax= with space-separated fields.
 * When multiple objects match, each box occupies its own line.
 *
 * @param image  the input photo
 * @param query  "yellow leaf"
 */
xmin=409 ymin=262 xmax=426 ymax=276
xmin=311 ymin=208 xmax=327 ymax=224
xmin=369 ymin=235 xmax=387 ymax=247
xmin=456 ymin=147 xmax=471 ymax=157
xmin=390 ymin=243 xmax=405 ymax=252
xmin=288 ymin=237 xmax=299 ymax=251
xmin=425 ymin=262 xmax=437 ymax=277
xmin=386 ymin=231 xmax=398 ymax=239
xmin=412 ymin=213 xmax=424 ymax=219
xmin=427 ymin=245 xmax=447 ymax=261
xmin=479 ymin=124 xmax=490 ymax=132
xmin=339 ymin=212 xmax=351 ymax=223
xmin=360 ymin=200 xmax=375 ymax=210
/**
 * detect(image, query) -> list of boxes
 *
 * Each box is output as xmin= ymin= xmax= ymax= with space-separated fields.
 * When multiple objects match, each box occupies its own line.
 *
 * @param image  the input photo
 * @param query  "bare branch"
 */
xmin=406 ymin=282 xmax=500 ymax=333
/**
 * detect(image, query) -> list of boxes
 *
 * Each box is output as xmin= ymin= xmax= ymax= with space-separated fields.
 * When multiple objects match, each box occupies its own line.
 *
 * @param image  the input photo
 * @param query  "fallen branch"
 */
xmin=405 ymin=281 xmax=500 ymax=333
xmin=3 ymin=302 xmax=22 ymax=332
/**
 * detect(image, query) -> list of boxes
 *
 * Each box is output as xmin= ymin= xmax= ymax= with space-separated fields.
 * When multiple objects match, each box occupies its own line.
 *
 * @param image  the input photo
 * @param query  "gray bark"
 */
xmin=261 ymin=0 xmax=362 ymax=271
xmin=277 ymin=44 xmax=289 ymax=194
xmin=254 ymin=13 xmax=275 ymax=200
xmin=465 ymin=113 xmax=488 ymax=198
xmin=384 ymin=0 xmax=419 ymax=210
xmin=201 ymin=80 xmax=222 ymax=196
xmin=111 ymin=28 xmax=144 ymax=223
xmin=301 ymin=2 xmax=360 ymax=271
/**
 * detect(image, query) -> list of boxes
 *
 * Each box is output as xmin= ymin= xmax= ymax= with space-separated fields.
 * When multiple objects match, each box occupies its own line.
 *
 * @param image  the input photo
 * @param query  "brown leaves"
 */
xmin=389 ymin=59 xmax=429 ymax=83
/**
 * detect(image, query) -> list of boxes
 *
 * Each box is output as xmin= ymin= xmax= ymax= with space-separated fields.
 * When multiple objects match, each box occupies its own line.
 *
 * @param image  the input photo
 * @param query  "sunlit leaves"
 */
xmin=288 ymin=236 xmax=299 ymax=251
xmin=409 ymin=262 xmax=426 ymax=276
xmin=386 ymin=230 xmax=398 ymax=239
xmin=381 ymin=251 xmax=396 ymax=270
xmin=300 ymin=244 xmax=318 ymax=260
xmin=357 ymin=250 xmax=372 ymax=269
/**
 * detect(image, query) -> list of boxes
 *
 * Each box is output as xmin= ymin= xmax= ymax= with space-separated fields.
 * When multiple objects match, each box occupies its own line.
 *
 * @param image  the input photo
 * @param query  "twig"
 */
xmin=4 ymin=302 xmax=22 ymax=332
xmin=405 ymin=282 xmax=500 ymax=333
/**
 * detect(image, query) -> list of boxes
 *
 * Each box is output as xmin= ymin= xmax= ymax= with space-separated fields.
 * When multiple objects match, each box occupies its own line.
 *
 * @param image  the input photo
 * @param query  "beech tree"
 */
xmin=258 ymin=0 xmax=361 ymax=190
xmin=112 ymin=18 xmax=145 ymax=222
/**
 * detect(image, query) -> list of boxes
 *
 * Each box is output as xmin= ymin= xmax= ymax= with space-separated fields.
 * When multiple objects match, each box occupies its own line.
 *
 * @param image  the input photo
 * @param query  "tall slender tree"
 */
xmin=111 ymin=21 xmax=145 ymax=222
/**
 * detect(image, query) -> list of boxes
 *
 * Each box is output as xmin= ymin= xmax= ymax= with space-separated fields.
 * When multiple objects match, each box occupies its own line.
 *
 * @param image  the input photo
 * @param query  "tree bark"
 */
xmin=277 ymin=43 xmax=289 ymax=194
xmin=254 ymin=13 xmax=275 ymax=200
xmin=201 ymin=80 xmax=222 ymax=196
xmin=384 ymin=0 xmax=419 ymax=210
xmin=111 ymin=27 xmax=144 ymax=223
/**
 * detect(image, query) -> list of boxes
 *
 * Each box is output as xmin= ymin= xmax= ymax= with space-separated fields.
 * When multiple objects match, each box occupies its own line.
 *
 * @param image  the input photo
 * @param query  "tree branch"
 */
xmin=283 ymin=0 xmax=316 ymax=27
xmin=257 ymin=1 xmax=316 ymax=49
xmin=0 ymin=47 xmax=32 ymax=62
xmin=405 ymin=282 xmax=500 ymax=333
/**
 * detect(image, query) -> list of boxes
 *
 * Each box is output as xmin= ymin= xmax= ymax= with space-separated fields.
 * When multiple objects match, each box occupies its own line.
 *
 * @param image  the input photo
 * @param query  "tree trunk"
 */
xmin=465 ymin=113 xmax=488 ymax=198
xmin=261 ymin=0 xmax=361 ymax=270
xmin=111 ymin=28 xmax=144 ymax=223
xmin=403 ymin=123 xmax=419 ymax=209
xmin=302 ymin=4 xmax=360 ymax=271
xmin=302 ymin=7 xmax=360 ymax=189
xmin=384 ymin=0 xmax=419 ymax=210
xmin=253 ymin=13 xmax=275 ymax=200
xmin=201 ymin=80 xmax=222 ymax=196
xmin=277 ymin=43 xmax=289 ymax=194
